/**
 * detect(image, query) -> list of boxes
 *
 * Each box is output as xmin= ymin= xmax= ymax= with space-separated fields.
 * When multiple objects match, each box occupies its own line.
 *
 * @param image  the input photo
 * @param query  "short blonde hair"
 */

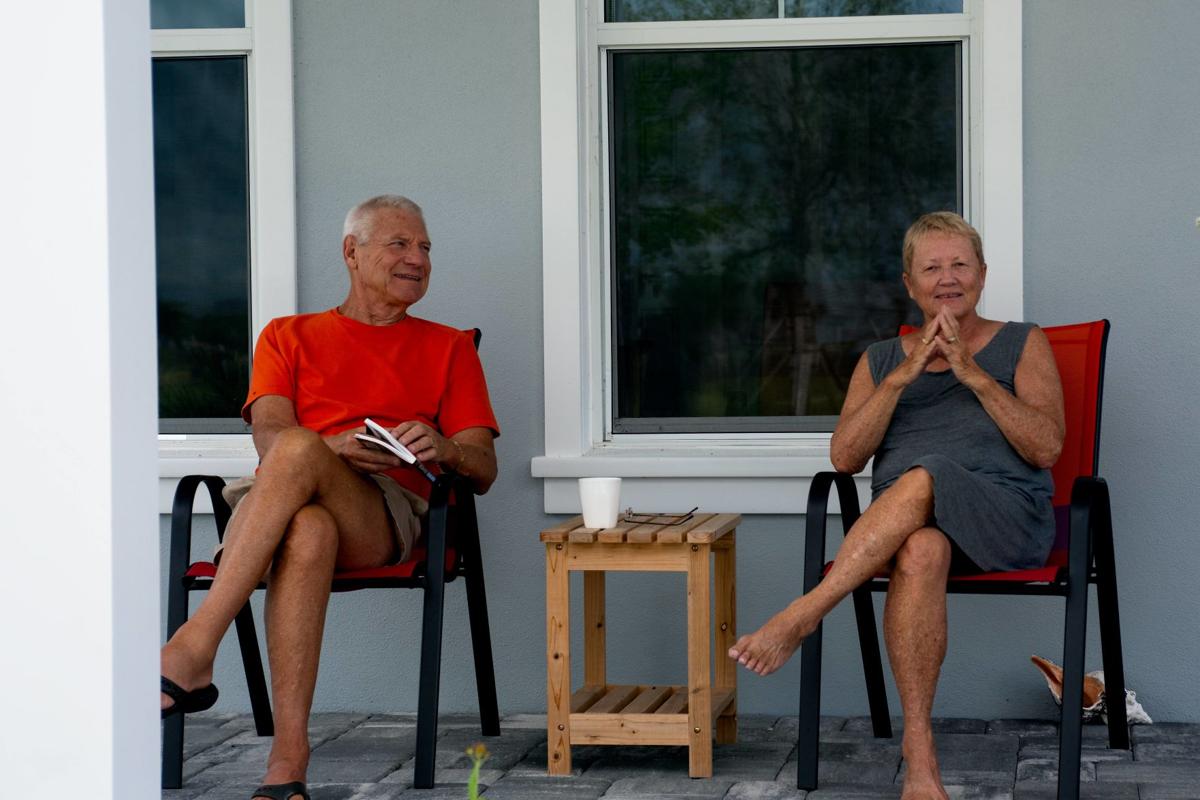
xmin=902 ymin=211 xmax=984 ymax=274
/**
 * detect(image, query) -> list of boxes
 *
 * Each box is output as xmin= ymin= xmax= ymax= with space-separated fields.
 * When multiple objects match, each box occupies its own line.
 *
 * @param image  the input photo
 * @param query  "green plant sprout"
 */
xmin=465 ymin=743 xmax=489 ymax=800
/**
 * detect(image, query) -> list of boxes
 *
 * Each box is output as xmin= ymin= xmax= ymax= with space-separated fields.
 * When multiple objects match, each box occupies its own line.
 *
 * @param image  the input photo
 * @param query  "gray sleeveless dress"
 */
xmin=866 ymin=322 xmax=1055 ymax=572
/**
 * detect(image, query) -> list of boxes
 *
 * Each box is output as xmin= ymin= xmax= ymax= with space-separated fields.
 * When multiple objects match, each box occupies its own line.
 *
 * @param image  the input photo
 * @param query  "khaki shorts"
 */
xmin=216 ymin=473 xmax=429 ymax=565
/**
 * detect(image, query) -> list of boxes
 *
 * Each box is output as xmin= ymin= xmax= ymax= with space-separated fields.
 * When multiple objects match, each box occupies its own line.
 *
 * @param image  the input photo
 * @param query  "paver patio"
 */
xmin=163 ymin=713 xmax=1200 ymax=799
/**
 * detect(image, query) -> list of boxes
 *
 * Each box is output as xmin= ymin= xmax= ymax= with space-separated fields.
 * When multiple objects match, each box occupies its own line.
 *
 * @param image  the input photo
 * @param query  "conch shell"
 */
xmin=1030 ymin=654 xmax=1152 ymax=724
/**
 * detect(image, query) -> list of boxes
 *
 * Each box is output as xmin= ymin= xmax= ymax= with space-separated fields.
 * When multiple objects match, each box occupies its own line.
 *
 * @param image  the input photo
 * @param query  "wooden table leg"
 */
xmin=714 ymin=531 xmax=737 ymax=744
xmin=687 ymin=542 xmax=713 ymax=777
xmin=546 ymin=542 xmax=572 ymax=774
xmin=583 ymin=571 xmax=606 ymax=687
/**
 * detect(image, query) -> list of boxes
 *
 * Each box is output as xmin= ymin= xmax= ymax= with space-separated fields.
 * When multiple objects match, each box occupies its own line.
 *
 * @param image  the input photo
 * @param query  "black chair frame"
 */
xmin=161 ymin=470 xmax=501 ymax=790
xmin=796 ymin=329 xmax=1127 ymax=800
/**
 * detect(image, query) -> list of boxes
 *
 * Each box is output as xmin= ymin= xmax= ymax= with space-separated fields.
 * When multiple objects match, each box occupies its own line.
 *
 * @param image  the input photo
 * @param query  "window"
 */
xmin=153 ymin=55 xmax=251 ymax=428
xmin=533 ymin=0 xmax=1022 ymax=511
xmin=152 ymin=0 xmax=295 ymax=434
xmin=610 ymin=43 xmax=961 ymax=433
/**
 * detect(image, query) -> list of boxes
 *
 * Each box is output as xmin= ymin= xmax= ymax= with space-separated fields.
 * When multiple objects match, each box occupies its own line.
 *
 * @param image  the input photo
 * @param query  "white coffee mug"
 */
xmin=579 ymin=477 xmax=621 ymax=529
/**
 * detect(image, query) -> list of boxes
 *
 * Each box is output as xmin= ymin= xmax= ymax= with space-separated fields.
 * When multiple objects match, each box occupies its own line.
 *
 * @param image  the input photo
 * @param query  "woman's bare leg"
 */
xmin=160 ymin=426 xmax=396 ymax=708
xmin=885 ymin=528 xmax=952 ymax=800
xmin=728 ymin=467 xmax=935 ymax=675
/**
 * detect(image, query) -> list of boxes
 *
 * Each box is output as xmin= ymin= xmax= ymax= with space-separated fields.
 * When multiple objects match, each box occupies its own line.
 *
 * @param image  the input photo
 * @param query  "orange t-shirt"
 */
xmin=242 ymin=309 xmax=499 ymax=498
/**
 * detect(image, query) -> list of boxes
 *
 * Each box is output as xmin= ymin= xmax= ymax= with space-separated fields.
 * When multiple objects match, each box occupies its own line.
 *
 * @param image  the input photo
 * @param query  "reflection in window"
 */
xmin=152 ymin=57 xmax=251 ymax=431
xmin=607 ymin=0 xmax=960 ymax=22
xmin=610 ymin=44 xmax=960 ymax=433
xmin=786 ymin=0 xmax=961 ymax=16
xmin=608 ymin=0 xmax=776 ymax=21
xmin=151 ymin=0 xmax=245 ymax=29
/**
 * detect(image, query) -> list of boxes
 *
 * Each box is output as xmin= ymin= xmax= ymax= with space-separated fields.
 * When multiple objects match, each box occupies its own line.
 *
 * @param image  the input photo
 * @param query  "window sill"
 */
xmin=158 ymin=435 xmax=257 ymax=514
xmin=531 ymin=444 xmax=872 ymax=515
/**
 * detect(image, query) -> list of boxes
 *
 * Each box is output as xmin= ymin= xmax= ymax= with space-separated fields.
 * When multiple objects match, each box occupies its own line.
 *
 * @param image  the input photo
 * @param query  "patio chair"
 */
xmin=161 ymin=332 xmax=500 ymax=791
xmin=796 ymin=320 xmax=1126 ymax=800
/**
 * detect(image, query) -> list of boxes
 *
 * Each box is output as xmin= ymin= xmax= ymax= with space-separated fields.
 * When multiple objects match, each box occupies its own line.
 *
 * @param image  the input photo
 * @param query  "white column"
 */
xmin=0 ymin=2 xmax=159 ymax=798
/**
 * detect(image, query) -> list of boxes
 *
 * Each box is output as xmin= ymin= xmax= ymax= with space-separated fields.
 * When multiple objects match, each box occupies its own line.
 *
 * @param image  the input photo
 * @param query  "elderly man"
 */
xmin=159 ymin=196 xmax=499 ymax=800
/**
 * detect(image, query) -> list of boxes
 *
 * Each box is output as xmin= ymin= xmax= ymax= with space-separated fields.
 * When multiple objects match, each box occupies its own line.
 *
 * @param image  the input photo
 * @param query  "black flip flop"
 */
xmin=251 ymin=782 xmax=310 ymax=800
xmin=160 ymin=675 xmax=219 ymax=719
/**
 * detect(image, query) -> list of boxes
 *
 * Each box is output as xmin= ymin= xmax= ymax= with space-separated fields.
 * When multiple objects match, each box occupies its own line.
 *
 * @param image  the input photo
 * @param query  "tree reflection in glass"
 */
xmin=610 ymin=43 xmax=960 ymax=432
xmin=152 ymin=56 xmax=251 ymax=429
xmin=606 ymin=0 xmax=961 ymax=22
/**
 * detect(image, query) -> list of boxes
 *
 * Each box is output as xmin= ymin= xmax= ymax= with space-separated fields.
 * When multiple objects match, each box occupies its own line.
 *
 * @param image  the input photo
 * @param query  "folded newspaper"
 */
xmin=1031 ymin=654 xmax=1151 ymax=724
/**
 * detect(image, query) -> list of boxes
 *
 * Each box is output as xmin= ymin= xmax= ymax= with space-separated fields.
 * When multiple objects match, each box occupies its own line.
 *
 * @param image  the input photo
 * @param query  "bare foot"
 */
xmin=160 ymin=637 xmax=214 ymax=713
xmin=726 ymin=600 xmax=818 ymax=675
xmin=900 ymin=731 xmax=949 ymax=800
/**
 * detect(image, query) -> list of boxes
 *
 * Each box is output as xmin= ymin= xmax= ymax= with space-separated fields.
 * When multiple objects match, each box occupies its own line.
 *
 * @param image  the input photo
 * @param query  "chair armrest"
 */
xmin=166 ymin=476 xmax=231 ymax=638
xmin=803 ymin=472 xmax=862 ymax=592
xmin=421 ymin=474 xmax=456 ymax=584
xmin=168 ymin=476 xmax=232 ymax=572
xmin=420 ymin=474 xmax=484 ymax=581
xmin=449 ymin=475 xmax=479 ymax=520
xmin=1067 ymin=475 xmax=1111 ymax=580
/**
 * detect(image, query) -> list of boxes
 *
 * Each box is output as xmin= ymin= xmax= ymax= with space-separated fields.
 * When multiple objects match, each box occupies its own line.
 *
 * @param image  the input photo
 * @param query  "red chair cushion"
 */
xmin=184 ymin=546 xmax=458 ymax=583
xmin=822 ymin=559 xmax=1062 ymax=585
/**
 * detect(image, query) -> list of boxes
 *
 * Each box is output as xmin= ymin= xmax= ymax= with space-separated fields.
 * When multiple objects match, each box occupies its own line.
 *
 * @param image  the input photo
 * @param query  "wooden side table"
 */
xmin=541 ymin=512 xmax=740 ymax=778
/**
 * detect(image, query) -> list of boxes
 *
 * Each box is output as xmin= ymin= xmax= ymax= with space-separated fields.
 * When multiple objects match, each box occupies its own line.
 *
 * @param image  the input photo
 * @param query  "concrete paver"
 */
xmin=165 ymin=713 xmax=1196 ymax=799
xmin=1095 ymin=761 xmax=1200 ymax=783
xmin=602 ymin=775 xmax=735 ymax=799
xmin=725 ymin=779 xmax=808 ymax=799
xmin=1133 ymin=741 xmax=1200 ymax=762
xmin=776 ymin=759 xmax=899 ymax=786
xmin=1012 ymin=780 xmax=1138 ymax=799
xmin=1131 ymin=723 xmax=1200 ymax=742
xmin=1137 ymin=785 xmax=1200 ymax=800
xmin=476 ymin=776 xmax=611 ymax=799
xmin=984 ymin=720 xmax=1057 ymax=737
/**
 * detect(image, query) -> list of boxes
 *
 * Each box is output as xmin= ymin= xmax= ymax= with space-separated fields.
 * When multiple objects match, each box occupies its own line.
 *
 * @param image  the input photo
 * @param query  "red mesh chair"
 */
xmin=796 ymin=320 xmax=1126 ymax=800
xmin=161 ymin=331 xmax=499 ymax=791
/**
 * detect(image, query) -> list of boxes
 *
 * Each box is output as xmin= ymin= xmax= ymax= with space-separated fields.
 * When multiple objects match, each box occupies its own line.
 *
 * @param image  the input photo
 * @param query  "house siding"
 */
xmin=159 ymin=0 xmax=1200 ymax=722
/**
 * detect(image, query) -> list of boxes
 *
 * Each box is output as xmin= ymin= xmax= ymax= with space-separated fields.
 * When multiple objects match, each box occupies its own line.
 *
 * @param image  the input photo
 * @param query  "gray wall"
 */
xmin=1022 ymin=0 xmax=1200 ymax=720
xmin=162 ymin=0 xmax=1200 ymax=724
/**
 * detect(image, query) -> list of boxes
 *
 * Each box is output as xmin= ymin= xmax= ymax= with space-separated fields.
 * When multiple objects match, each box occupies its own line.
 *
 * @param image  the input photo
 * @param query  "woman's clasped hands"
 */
xmin=893 ymin=307 xmax=985 ymax=389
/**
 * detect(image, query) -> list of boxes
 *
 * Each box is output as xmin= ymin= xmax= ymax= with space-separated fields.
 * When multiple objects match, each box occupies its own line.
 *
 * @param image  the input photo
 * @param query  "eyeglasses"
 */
xmin=621 ymin=506 xmax=698 ymax=526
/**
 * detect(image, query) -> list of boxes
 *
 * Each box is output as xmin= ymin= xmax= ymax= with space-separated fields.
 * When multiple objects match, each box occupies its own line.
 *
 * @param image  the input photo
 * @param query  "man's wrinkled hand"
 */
xmin=391 ymin=421 xmax=451 ymax=465
xmin=324 ymin=427 xmax=402 ymax=474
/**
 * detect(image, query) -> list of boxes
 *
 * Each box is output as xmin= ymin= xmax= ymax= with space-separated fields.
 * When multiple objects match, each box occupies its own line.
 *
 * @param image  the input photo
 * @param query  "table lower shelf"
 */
xmin=568 ymin=684 xmax=735 ymax=745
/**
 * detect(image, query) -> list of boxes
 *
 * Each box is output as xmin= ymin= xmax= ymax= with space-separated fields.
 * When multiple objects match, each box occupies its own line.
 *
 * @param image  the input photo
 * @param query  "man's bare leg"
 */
xmin=885 ymin=527 xmax=951 ymax=800
xmin=254 ymin=504 xmax=339 ymax=798
xmin=728 ymin=467 xmax=935 ymax=675
xmin=161 ymin=426 xmax=396 ymax=709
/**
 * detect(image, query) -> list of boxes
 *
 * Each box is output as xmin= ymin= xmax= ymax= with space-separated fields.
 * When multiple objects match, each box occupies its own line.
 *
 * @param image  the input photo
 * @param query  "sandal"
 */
xmin=252 ymin=782 xmax=310 ymax=800
xmin=160 ymin=675 xmax=219 ymax=719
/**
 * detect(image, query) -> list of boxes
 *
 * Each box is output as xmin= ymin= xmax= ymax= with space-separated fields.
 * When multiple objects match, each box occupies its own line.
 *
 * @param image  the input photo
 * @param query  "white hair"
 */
xmin=342 ymin=195 xmax=425 ymax=243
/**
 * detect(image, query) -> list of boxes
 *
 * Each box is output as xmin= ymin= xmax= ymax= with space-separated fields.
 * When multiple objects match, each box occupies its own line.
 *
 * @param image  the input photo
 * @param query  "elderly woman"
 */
xmin=729 ymin=211 xmax=1064 ymax=800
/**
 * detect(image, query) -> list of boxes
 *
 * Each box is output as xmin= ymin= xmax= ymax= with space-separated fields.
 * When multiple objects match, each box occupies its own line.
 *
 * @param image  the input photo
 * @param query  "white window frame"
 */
xmin=532 ymin=0 xmax=1022 ymax=514
xmin=154 ymin=0 xmax=296 ymax=510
